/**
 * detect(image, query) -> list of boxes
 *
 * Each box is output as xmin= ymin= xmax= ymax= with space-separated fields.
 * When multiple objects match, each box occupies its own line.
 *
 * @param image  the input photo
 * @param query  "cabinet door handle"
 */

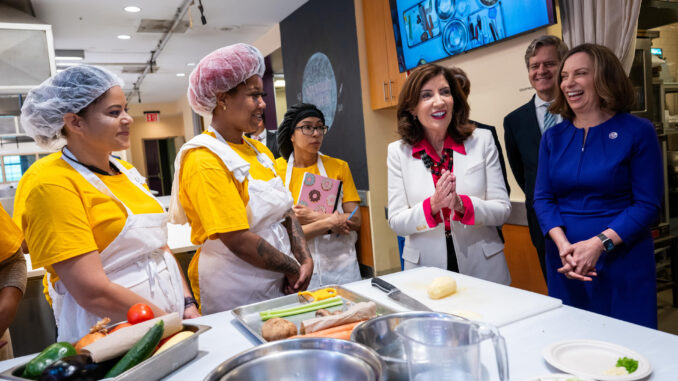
xmin=389 ymin=80 xmax=394 ymax=100
xmin=383 ymin=81 xmax=388 ymax=102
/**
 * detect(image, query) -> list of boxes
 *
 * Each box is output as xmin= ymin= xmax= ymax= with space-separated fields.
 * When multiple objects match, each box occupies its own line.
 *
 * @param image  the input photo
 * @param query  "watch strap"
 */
xmin=184 ymin=296 xmax=198 ymax=308
xmin=596 ymin=233 xmax=614 ymax=252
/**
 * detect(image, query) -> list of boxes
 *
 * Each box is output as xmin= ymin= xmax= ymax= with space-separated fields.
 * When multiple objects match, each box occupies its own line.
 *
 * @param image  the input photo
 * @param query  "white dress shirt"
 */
xmin=534 ymin=94 xmax=563 ymax=134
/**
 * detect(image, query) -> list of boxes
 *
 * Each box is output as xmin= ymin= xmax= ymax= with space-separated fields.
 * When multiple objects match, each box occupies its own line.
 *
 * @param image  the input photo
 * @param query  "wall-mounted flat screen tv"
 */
xmin=389 ymin=0 xmax=557 ymax=72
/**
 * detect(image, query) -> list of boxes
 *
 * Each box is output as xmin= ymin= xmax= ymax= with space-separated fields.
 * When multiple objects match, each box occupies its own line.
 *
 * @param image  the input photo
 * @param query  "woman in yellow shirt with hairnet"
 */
xmin=14 ymin=65 xmax=198 ymax=342
xmin=169 ymin=43 xmax=313 ymax=314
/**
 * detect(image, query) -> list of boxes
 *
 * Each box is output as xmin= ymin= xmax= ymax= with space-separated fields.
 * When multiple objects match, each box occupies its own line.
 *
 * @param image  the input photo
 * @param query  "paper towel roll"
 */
xmin=82 ymin=312 xmax=182 ymax=363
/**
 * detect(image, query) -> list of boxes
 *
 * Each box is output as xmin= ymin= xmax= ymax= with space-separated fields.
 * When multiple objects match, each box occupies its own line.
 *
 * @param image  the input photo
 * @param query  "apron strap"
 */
xmin=285 ymin=152 xmax=328 ymax=192
xmin=61 ymin=148 xmax=133 ymax=215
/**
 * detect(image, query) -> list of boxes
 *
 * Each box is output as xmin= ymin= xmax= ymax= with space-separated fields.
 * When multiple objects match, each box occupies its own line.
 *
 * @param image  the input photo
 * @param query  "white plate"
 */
xmin=542 ymin=340 xmax=652 ymax=381
xmin=524 ymin=374 xmax=595 ymax=381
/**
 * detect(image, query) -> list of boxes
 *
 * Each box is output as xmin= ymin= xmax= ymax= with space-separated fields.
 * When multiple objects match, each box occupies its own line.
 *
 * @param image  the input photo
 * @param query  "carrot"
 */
xmin=289 ymin=320 xmax=364 ymax=339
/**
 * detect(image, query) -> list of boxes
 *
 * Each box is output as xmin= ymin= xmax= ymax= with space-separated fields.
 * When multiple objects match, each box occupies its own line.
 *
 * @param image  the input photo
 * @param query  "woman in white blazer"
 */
xmin=387 ymin=64 xmax=511 ymax=285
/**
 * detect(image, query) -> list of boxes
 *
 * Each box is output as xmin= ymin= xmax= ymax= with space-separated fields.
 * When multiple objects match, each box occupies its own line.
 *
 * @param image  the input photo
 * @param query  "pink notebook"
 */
xmin=297 ymin=172 xmax=343 ymax=214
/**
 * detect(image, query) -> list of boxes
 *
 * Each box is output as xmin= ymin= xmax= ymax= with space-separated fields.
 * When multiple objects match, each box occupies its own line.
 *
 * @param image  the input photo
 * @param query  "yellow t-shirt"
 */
xmin=13 ymin=152 xmax=163 ymax=287
xmin=180 ymin=132 xmax=276 ymax=307
xmin=0 ymin=204 xmax=23 ymax=262
xmin=275 ymin=155 xmax=361 ymax=206
xmin=179 ymin=132 xmax=277 ymax=245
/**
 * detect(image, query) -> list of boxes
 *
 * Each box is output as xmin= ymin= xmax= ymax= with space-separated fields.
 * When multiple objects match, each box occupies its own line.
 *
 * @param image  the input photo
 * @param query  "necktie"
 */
xmin=543 ymin=103 xmax=556 ymax=132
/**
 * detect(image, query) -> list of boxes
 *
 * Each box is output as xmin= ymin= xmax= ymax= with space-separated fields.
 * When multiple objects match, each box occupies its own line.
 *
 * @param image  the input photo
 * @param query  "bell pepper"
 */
xmin=22 ymin=342 xmax=77 ymax=379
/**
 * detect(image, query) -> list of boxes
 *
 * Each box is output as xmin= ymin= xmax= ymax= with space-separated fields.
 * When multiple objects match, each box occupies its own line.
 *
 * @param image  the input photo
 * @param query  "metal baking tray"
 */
xmin=1 ymin=323 xmax=210 ymax=381
xmin=231 ymin=285 xmax=398 ymax=343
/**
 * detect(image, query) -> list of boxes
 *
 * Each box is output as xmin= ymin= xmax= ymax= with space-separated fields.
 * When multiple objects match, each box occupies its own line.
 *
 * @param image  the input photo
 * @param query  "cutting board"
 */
xmin=346 ymin=267 xmax=562 ymax=327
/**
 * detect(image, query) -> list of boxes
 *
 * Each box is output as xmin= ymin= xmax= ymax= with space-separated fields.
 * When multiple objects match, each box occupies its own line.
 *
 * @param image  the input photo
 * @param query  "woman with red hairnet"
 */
xmin=169 ymin=44 xmax=313 ymax=313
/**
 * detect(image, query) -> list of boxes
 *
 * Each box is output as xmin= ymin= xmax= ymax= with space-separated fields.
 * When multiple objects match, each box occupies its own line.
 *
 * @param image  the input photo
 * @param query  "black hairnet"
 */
xmin=277 ymin=103 xmax=325 ymax=160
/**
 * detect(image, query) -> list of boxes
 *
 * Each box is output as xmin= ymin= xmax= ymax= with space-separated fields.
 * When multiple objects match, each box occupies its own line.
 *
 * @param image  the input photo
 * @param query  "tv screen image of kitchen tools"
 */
xmin=389 ymin=0 xmax=557 ymax=72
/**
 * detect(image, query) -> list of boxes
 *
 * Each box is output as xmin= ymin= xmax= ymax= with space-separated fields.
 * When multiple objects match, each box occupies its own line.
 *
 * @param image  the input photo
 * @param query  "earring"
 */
xmin=222 ymin=105 xmax=226 ymax=111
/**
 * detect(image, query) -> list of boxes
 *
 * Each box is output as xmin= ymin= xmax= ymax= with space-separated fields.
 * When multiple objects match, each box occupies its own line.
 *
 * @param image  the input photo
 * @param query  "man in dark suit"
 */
xmin=246 ymin=120 xmax=280 ymax=158
xmin=503 ymin=35 xmax=568 ymax=281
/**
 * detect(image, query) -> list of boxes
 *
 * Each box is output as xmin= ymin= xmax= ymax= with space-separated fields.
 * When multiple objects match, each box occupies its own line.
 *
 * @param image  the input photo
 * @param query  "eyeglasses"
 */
xmin=295 ymin=125 xmax=328 ymax=136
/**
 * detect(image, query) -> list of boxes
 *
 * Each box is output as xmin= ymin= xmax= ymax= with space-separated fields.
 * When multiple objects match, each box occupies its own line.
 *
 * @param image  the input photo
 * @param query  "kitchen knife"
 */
xmin=371 ymin=277 xmax=432 ymax=311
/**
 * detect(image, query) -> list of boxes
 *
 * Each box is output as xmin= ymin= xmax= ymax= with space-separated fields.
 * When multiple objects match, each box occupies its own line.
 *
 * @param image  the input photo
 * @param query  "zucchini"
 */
xmin=104 ymin=320 xmax=164 ymax=378
xmin=22 ymin=342 xmax=77 ymax=379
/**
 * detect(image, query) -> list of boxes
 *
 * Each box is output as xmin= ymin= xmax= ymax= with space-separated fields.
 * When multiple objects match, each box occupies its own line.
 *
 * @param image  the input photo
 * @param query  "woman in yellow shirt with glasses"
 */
xmin=275 ymin=103 xmax=362 ymax=288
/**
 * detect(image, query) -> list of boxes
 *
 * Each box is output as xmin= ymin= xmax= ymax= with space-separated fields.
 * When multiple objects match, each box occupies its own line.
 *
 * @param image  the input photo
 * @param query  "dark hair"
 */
xmin=277 ymin=103 xmax=325 ymax=159
xmin=524 ymin=35 xmax=569 ymax=67
xmin=448 ymin=66 xmax=470 ymax=97
xmin=550 ymin=43 xmax=635 ymax=120
xmin=396 ymin=64 xmax=474 ymax=146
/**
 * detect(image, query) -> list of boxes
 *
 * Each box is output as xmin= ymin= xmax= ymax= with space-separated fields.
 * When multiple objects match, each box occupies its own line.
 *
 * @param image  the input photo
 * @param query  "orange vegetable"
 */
xmin=74 ymin=317 xmax=110 ymax=353
xmin=288 ymin=320 xmax=364 ymax=340
xmin=109 ymin=322 xmax=132 ymax=334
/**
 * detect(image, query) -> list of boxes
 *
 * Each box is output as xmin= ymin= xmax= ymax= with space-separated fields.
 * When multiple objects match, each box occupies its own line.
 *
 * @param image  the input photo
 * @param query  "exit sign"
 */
xmin=144 ymin=110 xmax=160 ymax=122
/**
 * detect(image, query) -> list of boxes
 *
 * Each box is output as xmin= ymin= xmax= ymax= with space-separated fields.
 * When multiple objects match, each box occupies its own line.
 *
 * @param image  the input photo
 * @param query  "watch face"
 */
xmin=603 ymin=239 xmax=614 ymax=252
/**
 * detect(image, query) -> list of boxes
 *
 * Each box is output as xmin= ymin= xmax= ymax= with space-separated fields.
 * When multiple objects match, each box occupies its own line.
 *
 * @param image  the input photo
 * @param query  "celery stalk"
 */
xmin=260 ymin=296 xmax=343 ymax=320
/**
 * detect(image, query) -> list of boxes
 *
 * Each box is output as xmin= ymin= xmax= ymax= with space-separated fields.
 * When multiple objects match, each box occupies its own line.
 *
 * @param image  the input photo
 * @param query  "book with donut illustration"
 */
xmin=297 ymin=172 xmax=343 ymax=214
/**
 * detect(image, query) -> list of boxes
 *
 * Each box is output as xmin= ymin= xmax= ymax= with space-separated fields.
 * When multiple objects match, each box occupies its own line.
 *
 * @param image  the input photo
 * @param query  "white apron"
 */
xmin=49 ymin=148 xmax=185 ymax=343
xmin=285 ymin=153 xmax=361 ymax=289
xmin=168 ymin=128 xmax=295 ymax=314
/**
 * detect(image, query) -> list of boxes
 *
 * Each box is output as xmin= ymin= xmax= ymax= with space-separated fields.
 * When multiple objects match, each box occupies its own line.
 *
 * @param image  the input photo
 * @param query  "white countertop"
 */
xmin=3 ymin=269 xmax=677 ymax=380
xmin=26 ymin=223 xmax=197 ymax=279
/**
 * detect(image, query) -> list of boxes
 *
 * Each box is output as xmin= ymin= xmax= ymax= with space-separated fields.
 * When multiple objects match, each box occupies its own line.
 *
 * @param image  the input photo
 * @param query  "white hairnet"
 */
xmin=20 ymin=65 xmax=124 ymax=149
xmin=187 ymin=43 xmax=265 ymax=117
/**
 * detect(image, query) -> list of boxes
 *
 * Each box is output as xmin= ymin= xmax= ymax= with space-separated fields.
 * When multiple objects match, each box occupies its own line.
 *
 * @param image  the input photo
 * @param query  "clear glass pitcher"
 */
xmin=395 ymin=316 xmax=509 ymax=381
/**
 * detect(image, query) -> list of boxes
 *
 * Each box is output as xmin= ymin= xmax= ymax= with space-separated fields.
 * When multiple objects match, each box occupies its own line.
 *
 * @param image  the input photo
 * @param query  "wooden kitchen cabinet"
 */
xmin=363 ymin=0 xmax=407 ymax=110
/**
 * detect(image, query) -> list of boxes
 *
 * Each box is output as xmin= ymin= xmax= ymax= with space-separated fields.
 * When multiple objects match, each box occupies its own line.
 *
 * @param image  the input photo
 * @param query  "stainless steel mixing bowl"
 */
xmin=351 ymin=311 xmax=468 ymax=381
xmin=204 ymin=338 xmax=385 ymax=381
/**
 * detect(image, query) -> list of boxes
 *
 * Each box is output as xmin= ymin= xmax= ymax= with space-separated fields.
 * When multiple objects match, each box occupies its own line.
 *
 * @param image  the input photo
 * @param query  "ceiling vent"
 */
xmin=137 ymin=19 xmax=190 ymax=34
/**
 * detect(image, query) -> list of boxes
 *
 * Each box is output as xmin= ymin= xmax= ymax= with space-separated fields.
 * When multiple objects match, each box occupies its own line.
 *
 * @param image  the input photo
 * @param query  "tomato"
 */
xmin=108 ymin=322 xmax=132 ymax=333
xmin=127 ymin=303 xmax=154 ymax=325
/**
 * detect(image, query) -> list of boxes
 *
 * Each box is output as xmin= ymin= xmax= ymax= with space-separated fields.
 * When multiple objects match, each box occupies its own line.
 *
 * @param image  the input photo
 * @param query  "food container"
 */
xmin=203 ymin=338 xmax=384 ymax=381
xmin=1 ymin=323 xmax=210 ymax=381
xmin=231 ymin=285 xmax=397 ymax=343
xmin=351 ymin=311 xmax=467 ymax=381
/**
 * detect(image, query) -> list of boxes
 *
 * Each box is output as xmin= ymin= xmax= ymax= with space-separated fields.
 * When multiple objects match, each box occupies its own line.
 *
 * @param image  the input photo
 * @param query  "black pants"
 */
xmin=445 ymin=231 xmax=459 ymax=272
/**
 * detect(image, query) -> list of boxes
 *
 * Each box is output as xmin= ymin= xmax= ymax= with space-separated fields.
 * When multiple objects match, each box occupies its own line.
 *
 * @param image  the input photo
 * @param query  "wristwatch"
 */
xmin=596 ymin=233 xmax=614 ymax=253
xmin=184 ymin=296 xmax=198 ymax=309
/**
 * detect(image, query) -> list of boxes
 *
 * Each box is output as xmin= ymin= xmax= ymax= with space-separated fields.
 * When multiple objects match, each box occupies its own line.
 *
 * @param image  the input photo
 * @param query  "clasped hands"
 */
xmin=430 ymin=170 xmax=464 ymax=216
xmin=556 ymin=236 xmax=604 ymax=282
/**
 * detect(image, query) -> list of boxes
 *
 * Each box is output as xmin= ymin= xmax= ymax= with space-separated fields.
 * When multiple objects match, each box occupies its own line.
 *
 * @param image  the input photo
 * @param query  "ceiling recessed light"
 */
xmin=176 ymin=73 xmax=186 ymax=77
xmin=124 ymin=6 xmax=141 ymax=13
xmin=117 ymin=34 xmax=131 ymax=40
xmin=186 ymin=62 xmax=195 ymax=66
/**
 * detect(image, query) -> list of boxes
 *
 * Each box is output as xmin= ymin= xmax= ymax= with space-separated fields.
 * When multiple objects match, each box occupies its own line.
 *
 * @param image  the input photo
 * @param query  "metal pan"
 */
xmin=231 ymin=285 xmax=398 ymax=343
xmin=203 ymin=338 xmax=384 ymax=381
xmin=1 ymin=323 xmax=210 ymax=381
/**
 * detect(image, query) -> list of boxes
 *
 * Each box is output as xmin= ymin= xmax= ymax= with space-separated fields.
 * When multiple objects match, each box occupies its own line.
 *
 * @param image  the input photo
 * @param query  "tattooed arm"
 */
xmin=281 ymin=208 xmax=313 ymax=292
xmin=218 ymin=229 xmax=302 ymax=292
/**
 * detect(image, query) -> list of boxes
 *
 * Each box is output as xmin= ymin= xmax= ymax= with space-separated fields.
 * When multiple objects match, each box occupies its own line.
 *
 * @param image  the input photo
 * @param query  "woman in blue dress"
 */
xmin=534 ymin=43 xmax=663 ymax=328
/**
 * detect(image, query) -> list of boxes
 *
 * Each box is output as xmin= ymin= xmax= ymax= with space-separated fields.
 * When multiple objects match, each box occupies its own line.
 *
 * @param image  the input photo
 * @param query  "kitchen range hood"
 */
xmin=0 ymin=2 xmax=56 ymax=96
